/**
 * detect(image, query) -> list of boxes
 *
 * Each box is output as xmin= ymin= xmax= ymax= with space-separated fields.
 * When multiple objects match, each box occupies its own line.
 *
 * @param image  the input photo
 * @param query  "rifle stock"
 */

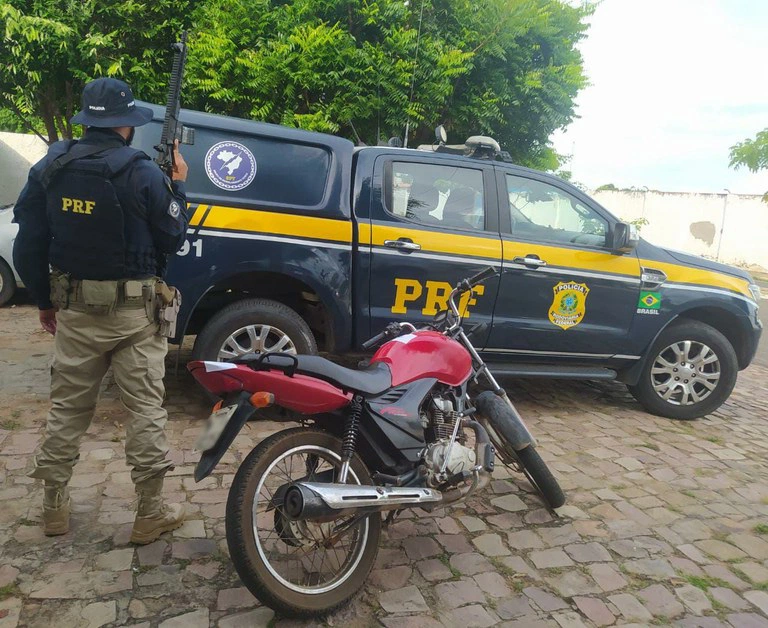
xmin=155 ymin=31 xmax=193 ymax=177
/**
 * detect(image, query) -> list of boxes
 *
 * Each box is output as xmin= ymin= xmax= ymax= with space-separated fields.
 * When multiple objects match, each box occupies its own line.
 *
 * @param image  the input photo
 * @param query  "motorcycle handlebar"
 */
xmin=466 ymin=266 xmax=497 ymax=288
xmin=362 ymin=331 xmax=387 ymax=350
xmin=362 ymin=322 xmax=404 ymax=350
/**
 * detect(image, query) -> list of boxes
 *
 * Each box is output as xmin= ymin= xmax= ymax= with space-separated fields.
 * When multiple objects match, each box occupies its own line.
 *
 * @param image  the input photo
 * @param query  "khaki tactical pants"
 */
xmin=30 ymin=305 xmax=173 ymax=485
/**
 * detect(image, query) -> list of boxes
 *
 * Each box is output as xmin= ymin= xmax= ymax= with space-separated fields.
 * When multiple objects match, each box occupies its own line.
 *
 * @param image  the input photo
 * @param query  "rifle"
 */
xmin=155 ymin=30 xmax=195 ymax=177
xmin=154 ymin=31 xmax=194 ymax=278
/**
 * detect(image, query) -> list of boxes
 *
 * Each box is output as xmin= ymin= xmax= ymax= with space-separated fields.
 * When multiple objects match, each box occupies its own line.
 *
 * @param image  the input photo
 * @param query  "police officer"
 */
xmin=13 ymin=77 xmax=189 ymax=543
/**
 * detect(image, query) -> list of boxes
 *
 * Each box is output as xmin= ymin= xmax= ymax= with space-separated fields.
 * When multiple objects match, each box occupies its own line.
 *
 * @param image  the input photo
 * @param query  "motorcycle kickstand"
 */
xmin=383 ymin=509 xmax=403 ymax=530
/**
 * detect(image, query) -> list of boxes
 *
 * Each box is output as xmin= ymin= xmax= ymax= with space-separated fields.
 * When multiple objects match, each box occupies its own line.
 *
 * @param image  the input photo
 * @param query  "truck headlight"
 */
xmin=748 ymin=283 xmax=762 ymax=304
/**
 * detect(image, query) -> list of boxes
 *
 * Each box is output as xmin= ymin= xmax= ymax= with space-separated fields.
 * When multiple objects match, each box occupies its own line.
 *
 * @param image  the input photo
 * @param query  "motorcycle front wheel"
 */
xmin=514 ymin=444 xmax=566 ymax=510
xmin=475 ymin=392 xmax=565 ymax=509
xmin=225 ymin=427 xmax=381 ymax=618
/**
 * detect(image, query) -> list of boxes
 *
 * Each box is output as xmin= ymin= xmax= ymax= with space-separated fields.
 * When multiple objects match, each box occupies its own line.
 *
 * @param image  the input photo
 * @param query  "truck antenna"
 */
xmin=403 ymin=0 xmax=426 ymax=148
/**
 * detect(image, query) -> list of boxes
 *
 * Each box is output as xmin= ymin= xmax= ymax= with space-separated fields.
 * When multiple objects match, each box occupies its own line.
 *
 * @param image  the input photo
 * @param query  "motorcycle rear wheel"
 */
xmin=226 ymin=427 xmax=381 ymax=617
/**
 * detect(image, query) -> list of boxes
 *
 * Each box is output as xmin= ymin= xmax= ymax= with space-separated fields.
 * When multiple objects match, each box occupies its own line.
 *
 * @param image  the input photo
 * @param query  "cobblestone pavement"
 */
xmin=1 ymin=303 xmax=767 ymax=628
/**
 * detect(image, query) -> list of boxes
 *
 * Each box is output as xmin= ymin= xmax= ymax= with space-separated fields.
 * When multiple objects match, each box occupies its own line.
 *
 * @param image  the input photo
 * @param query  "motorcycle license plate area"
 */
xmin=195 ymin=404 xmax=238 ymax=451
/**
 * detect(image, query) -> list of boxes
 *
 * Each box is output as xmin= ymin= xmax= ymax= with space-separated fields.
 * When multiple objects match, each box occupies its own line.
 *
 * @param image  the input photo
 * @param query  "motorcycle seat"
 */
xmin=237 ymin=353 xmax=393 ymax=396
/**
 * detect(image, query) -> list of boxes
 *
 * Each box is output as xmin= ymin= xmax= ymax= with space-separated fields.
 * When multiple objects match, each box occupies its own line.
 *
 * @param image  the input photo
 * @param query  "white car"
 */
xmin=0 ymin=205 xmax=22 ymax=306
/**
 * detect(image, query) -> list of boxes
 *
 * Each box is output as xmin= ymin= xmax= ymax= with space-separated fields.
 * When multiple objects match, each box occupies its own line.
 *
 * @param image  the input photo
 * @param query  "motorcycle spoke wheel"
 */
xmin=226 ymin=428 xmax=381 ymax=618
xmin=254 ymin=446 xmax=367 ymax=593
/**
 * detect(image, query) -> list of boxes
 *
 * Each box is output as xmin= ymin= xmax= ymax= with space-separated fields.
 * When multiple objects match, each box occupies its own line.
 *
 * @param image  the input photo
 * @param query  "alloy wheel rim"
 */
xmin=650 ymin=340 xmax=721 ymax=406
xmin=218 ymin=324 xmax=296 ymax=360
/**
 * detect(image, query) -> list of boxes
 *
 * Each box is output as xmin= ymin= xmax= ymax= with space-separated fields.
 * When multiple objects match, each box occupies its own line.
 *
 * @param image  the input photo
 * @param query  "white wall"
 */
xmin=0 ymin=132 xmax=48 ymax=206
xmin=592 ymin=189 xmax=768 ymax=271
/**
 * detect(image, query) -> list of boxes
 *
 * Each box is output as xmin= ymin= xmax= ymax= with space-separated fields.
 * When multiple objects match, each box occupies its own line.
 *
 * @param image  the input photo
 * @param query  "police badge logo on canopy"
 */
xmin=204 ymin=141 xmax=257 ymax=191
xmin=549 ymin=281 xmax=590 ymax=330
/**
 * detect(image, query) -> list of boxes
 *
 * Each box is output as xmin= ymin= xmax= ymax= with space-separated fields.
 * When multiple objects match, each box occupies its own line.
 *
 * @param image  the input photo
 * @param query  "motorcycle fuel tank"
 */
xmin=371 ymin=331 xmax=472 ymax=387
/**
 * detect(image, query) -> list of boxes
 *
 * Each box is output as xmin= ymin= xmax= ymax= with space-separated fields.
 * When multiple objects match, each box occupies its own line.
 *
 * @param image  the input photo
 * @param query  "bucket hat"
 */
xmin=70 ymin=78 xmax=153 ymax=128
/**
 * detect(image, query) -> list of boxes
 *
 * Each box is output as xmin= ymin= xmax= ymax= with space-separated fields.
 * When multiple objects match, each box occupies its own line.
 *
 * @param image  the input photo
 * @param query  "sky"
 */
xmin=551 ymin=0 xmax=768 ymax=194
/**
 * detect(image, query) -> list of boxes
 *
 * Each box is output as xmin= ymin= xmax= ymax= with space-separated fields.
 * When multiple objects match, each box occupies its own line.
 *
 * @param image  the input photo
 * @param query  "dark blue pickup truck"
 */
xmin=133 ymin=104 xmax=762 ymax=420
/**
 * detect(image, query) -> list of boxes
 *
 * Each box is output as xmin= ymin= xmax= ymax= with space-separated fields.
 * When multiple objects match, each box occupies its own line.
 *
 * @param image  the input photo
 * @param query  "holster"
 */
xmin=155 ymin=280 xmax=181 ymax=338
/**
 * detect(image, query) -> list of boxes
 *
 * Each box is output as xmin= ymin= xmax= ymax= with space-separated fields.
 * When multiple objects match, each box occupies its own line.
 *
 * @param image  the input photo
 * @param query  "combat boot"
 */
xmin=130 ymin=477 xmax=186 ymax=545
xmin=43 ymin=483 xmax=70 ymax=536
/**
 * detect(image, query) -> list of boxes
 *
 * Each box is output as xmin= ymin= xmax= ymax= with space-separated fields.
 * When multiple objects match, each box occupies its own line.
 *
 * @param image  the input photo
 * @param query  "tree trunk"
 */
xmin=63 ymin=81 xmax=74 ymax=139
xmin=54 ymin=112 xmax=67 ymax=140
xmin=39 ymin=92 xmax=60 ymax=143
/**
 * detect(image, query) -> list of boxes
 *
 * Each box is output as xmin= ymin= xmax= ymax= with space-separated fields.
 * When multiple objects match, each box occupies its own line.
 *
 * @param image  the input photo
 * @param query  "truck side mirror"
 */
xmin=609 ymin=222 xmax=639 ymax=253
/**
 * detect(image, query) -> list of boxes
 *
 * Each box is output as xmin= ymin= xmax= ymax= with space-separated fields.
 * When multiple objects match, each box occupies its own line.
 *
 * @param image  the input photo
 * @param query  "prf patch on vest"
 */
xmin=549 ymin=281 xmax=590 ymax=330
xmin=168 ymin=200 xmax=181 ymax=218
xmin=61 ymin=197 xmax=95 ymax=215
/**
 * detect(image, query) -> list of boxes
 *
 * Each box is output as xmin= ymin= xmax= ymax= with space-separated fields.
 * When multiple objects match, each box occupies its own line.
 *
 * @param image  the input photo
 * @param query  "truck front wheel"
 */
xmin=192 ymin=298 xmax=318 ymax=363
xmin=628 ymin=320 xmax=738 ymax=420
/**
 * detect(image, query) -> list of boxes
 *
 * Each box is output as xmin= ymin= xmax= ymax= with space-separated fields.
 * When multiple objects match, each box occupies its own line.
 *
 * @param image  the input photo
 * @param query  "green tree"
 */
xmin=0 ymin=0 xmax=193 ymax=142
xmin=187 ymin=0 xmax=590 ymax=168
xmin=730 ymin=129 xmax=768 ymax=173
xmin=2 ymin=0 xmax=590 ymax=169
xmin=731 ymin=128 xmax=768 ymax=200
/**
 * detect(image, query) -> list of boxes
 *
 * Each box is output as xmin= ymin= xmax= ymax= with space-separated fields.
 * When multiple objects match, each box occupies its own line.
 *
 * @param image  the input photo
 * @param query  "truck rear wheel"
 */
xmin=628 ymin=320 xmax=738 ymax=420
xmin=192 ymin=298 xmax=317 ymax=363
xmin=0 ymin=259 xmax=16 ymax=307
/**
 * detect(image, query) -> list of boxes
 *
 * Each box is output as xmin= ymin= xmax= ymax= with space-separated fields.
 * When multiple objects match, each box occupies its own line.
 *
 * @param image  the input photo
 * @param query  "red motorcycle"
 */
xmin=189 ymin=267 xmax=564 ymax=617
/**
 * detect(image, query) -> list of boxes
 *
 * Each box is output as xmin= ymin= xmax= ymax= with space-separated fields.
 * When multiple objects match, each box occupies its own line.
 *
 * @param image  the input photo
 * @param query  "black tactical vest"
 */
xmin=41 ymin=141 xmax=157 ymax=280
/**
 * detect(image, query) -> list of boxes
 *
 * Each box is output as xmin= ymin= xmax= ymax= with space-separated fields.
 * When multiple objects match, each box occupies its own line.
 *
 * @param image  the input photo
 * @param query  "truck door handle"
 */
xmin=512 ymin=255 xmax=547 ymax=267
xmin=384 ymin=239 xmax=422 ymax=251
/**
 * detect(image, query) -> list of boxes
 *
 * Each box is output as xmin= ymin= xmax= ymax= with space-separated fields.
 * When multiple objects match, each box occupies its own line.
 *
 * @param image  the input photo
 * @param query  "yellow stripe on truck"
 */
xmin=188 ymin=204 xmax=207 ymax=227
xmin=638 ymin=259 xmax=752 ymax=299
xmin=503 ymin=240 xmax=641 ymax=277
xmin=357 ymin=223 xmax=372 ymax=245
xmin=504 ymin=241 xmax=752 ymax=299
xmin=203 ymin=206 xmax=353 ymax=243
xmin=196 ymin=208 xmax=752 ymax=300
xmin=371 ymin=223 xmax=502 ymax=260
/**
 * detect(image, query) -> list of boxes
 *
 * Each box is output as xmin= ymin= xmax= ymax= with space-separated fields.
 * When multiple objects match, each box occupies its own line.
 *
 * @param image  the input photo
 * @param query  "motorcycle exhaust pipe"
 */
xmin=283 ymin=482 xmax=442 ymax=521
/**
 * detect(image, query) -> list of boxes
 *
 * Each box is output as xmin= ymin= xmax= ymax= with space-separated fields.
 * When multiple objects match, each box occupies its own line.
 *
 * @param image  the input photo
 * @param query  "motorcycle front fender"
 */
xmin=194 ymin=392 xmax=256 ymax=482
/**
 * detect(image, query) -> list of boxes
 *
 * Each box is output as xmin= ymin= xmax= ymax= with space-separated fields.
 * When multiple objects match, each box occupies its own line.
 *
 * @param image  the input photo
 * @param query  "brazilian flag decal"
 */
xmin=638 ymin=291 xmax=661 ymax=309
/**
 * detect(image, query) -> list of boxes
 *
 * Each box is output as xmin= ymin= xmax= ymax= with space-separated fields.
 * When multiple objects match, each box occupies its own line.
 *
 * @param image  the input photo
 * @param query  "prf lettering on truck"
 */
xmin=392 ymin=278 xmax=485 ymax=316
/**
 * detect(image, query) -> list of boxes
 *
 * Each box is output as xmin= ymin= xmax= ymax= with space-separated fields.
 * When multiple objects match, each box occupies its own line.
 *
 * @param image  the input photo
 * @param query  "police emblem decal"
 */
xmin=548 ymin=281 xmax=590 ymax=330
xmin=204 ymin=141 xmax=257 ymax=191
xmin=168 ymin=200 xmax=181 ymax=218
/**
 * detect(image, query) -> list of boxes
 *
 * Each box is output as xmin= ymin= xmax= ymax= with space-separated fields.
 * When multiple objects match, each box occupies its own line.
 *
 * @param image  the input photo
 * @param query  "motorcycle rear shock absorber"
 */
xmin=339 ymin=396 xmax=362 ymax=483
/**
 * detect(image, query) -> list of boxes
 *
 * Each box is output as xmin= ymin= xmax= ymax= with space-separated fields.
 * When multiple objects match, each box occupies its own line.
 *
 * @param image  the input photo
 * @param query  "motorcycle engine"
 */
xmin=423 ymin=395 xmax=476 ymax=485
xmin=424 ymin=439 xmax=476 ymax=481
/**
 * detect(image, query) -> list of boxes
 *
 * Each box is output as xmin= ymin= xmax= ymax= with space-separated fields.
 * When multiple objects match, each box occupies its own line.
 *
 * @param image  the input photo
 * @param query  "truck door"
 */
xmin=485 ymin=167 xmax=642 ymax=359
xmin=365 ymin=154 xmax=502 ymax=344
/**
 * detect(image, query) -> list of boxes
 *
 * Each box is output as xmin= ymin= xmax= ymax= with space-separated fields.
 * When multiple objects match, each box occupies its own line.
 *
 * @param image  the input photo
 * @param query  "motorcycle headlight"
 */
xmin=748 ymin=283 xmax=762 ymax=305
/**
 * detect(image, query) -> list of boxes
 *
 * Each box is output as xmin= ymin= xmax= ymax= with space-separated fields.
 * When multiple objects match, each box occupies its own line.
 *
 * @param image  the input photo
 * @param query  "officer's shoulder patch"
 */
xmin=168 ymin=200 xmax=181 ymax=218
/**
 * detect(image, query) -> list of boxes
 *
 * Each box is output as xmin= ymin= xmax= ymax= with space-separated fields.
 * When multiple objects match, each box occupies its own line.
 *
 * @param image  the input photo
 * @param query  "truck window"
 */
xmin=387 ymin=162 xmax=485 ymax=231
xmin=196 ymin=128 xmax=332 ymax=208
xmin=506 ymin=174 xmax=607 ymax=247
